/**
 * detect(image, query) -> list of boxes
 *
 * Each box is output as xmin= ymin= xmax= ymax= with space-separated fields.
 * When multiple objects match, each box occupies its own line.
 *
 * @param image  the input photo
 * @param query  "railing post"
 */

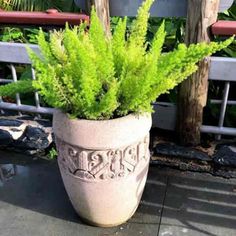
xmin=178 ymin=0 xmax=220 ymax=146
xmin=87 ymin=0 xmax=111 ymax=37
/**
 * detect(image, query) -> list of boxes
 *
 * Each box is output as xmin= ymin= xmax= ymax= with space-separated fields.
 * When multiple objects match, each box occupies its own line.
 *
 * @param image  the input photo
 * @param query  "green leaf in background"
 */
xmin=0 ymin=28 xmax=24 ymax=43
xmin=219 ymin=3 xmax=236 ymax=20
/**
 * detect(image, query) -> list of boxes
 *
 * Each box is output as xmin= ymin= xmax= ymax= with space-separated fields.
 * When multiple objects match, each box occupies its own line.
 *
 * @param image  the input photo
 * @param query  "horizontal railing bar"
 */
xmin=0 ymin=102 xmax=55 ymax=115
xmin=209 ymin=57 xmax=236 ymax=82
xmin=210 ymin=99 xmax=236 ymax=105
xmin=0 ymin=43 xmax=40 ymax=64
xmin=1 ymin=43 xmax=235 ymax=82
xmin=0 ymin=79 xmax=12 ymax=83
xmin=212 ymin=20 xmax=236 ymax=36
xmin=0 ymin=10 xmax=89 ymax=27
xmin=152 ymin=102 xmax=176 ymax=107
xmin=201 ymin=125 xmax=236 ymax=136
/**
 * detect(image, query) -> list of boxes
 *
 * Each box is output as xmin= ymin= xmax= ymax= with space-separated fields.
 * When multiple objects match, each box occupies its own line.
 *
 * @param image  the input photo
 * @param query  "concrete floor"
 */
xmin=0 ymin=151 xmax=236 ymax=236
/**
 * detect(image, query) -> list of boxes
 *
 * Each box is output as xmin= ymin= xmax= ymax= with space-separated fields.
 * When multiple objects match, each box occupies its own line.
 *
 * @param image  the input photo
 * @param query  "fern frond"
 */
xmin=37 ymin=29 xmax=54 ymax=63
xmin=128 ymin=0 xmax=154 ymax=48
xmin=112 ymin=17 xmax=127 ymax=78
xmin=150 ymin=20 xmax=166 ymax=60
xmin=49 ymin=30 xmax=68 ymax=63
xmin=0 ymin=80 xmax=34 ymax=97
xmin=89 ymin=7 xmax=115 ymax=84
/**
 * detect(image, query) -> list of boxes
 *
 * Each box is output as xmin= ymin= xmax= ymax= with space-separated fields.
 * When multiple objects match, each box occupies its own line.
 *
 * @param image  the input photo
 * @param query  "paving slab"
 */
xmin=0 ymin=151 xmax=167 ymax=236
xmin=159 ymin=169 xmax=236 ymax=236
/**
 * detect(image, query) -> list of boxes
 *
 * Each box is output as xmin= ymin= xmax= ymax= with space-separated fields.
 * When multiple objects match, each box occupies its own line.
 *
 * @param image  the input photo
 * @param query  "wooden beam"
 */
xmin=177 ymin=0 xmax=220 ymax=146
xmin=0 ymin=10 xmax=89 ymax=26
xmin=212 ymin=20 xmax=236 ymax=36
xmin=86 ymin=0 xmax=111 ymax=37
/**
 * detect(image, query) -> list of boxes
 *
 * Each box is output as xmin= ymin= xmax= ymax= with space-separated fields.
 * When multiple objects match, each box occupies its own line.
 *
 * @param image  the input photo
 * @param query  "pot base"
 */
xmin=79 ymin=204 xmax=139 ymax=227
xmin=80 ymin=216 xmax=128 ymax=228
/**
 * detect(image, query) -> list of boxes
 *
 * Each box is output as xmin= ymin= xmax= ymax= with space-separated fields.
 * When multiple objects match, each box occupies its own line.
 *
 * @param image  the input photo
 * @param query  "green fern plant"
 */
xmin=0 ymin=0 xmax=233 ymax=120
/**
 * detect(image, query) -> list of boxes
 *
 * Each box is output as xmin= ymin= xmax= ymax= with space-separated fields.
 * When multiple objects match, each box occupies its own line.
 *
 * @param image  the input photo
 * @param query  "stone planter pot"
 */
xmin=74 ymin=0 xmax=233 ymax=17
xmin=53 ymin=110 xmax=152 ymax=227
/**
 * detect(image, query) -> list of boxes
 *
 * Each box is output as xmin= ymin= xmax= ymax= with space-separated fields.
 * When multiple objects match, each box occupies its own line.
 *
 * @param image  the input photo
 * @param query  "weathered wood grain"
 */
xmin=178 ymin=0 xmax=220 ymax=146
xmin=86 ymin=0 xmax=111 ymax=37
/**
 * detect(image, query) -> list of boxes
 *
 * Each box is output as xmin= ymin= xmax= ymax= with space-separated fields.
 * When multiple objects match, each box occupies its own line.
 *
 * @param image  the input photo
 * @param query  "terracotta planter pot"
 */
xmin=53 ymin=110 xmax=152 ymax=227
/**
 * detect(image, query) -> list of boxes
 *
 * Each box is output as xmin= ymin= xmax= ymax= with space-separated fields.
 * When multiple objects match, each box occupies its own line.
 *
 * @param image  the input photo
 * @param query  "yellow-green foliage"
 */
xmin=0 ymin=0 xmax=233 ymax=119
xmin=0 ymin=80 xmax=33 ymax=97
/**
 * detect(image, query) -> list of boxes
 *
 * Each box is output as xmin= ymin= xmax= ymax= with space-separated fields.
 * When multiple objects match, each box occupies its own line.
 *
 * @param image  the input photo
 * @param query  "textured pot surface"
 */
xmin=53 ymin=110 xmax=152 ymax=227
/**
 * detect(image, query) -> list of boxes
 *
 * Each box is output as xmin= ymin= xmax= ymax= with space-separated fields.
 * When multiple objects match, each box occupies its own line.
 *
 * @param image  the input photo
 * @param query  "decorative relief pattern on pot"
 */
xmin=55 ymin=135 xmax=150 ymax=181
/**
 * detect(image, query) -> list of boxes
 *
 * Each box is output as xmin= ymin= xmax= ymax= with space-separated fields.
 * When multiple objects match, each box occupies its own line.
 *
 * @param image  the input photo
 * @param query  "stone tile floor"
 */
xmin=0 ymin=150 xmax=236 ymax=236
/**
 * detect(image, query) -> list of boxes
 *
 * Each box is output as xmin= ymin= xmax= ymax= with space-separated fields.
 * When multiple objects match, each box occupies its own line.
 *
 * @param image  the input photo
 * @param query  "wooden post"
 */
xmin=177 ymin=0 xmax=220 ymax=146
xmin=86 ymin=0 xmax=111 ymax=37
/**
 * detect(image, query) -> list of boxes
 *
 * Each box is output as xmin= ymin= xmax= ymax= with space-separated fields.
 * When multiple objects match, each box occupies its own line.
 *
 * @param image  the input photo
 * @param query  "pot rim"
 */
xmin=53 ymin=109 xmax=151 ymax=123
xmin=53 ymin=109 xmax=152 ymax=149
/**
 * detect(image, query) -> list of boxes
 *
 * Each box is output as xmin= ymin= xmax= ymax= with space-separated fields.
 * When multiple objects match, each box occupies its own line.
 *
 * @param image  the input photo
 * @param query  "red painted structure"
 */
xmin=0 ymin=9 xmax=235 ymax=36
xmin=212 ymin=20 xmax=236 ymax=36
xmin=0 ymin=9 xmax=89 ymax=27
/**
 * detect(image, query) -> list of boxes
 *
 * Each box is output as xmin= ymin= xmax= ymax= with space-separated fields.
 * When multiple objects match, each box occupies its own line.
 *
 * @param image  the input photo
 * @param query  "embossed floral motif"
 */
xmin=55 ymin=135 xmax=149 ymax=181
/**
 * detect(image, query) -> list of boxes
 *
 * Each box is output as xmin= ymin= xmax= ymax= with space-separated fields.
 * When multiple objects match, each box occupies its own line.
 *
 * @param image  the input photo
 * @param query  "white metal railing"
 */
xmin=201 ymin=57 xmax=236 ymax=139
xmin=0 ymin=42 xmax=236 ymax=137
xmin=0 ymin=42 xmax=55 ymax=115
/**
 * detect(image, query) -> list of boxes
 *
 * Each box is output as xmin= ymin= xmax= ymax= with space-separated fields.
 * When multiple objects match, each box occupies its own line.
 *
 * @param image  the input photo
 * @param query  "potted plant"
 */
xmin=0 ymin=0 xmax=233 ymax=227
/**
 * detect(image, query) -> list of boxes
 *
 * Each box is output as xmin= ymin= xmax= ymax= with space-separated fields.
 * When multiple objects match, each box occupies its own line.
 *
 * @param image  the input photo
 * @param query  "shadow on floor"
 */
xmin=0 ymin=160 xmax=81 ymax=223
xmin=143 ymin=168 xmax=236 ymax=235
xmin=0 ymin=151 xmax=236 ymax=235
xmin=161 ymin=171 xmax=236 ymax=234
xmin=0 ymin=152 xmax=166 ymax=228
